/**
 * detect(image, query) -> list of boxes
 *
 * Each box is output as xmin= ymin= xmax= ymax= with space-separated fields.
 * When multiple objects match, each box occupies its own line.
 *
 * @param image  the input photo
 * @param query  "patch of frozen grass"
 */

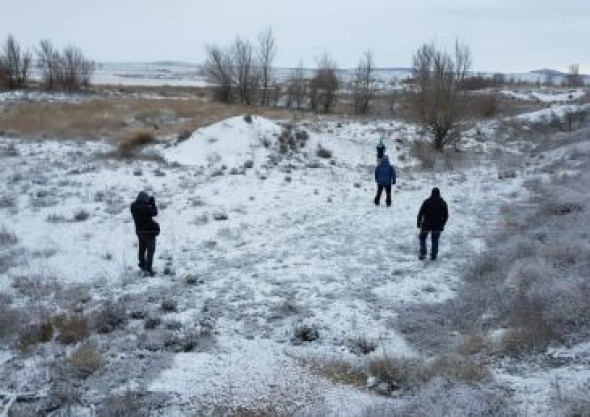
xmin=69 ymin=342 xmax=103 ymax=378
xmin=0 ymin=227 xmax=18 ymax=246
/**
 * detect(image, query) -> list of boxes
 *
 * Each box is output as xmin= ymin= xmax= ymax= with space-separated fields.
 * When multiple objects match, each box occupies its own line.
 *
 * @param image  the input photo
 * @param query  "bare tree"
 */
xmin=232 ymin=37 xmax=259 ymax=105
xmin=37 ymin=41 xmax=94 ymax=92
xmin=59 ymin=46 xmax=95 ymax=92
xmin=412 ymin=41 xmax=471 ymax=151
xmin=0 ymin=35 xmax=31 ymax=89
xmin=204 ymin=45 xmax=234 ymax=102
xmin=257 ymin=26 xmax=276 ymax=106
xmin=286 ymin=61 xmax=307 ymax=110
xmin=309 ymin=54 xmax=339 ymax=113
xmin=566 ymin=64 xmax=583 ymax=87
xmin=37 ymin=39 xmax=61 ymax=90
xmin=204 ymin=37 xmax=260 ymax=105
xmin=352 ymin=49 xmax=375 ymax=115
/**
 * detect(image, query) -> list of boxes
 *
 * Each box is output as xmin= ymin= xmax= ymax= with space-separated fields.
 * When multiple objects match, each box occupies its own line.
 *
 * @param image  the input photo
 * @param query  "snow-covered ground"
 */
xmin=501 ymin=88 xmax=586 ymax=103
xmin=0 ymin=104 xmax=589 ymax=415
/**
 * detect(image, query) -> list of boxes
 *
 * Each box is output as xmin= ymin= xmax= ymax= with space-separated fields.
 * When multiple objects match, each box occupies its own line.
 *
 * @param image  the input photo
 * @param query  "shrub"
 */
xmin=478 ymin=95 xmax=499 ymax=118
xmin=0 ymin=228 xmax=18 ymax=246
xmin=54 ymin=313 xmax=90 ymax=344
xmin=144 ymin=315 xmax=161 ymax=329
xmin=305 ymin=357 xmax=366 ymax=387
xmin=316 ymin=145 xmax=332 ymax=159
xmin=424 ymin=354 xmax=491 ymax=383
xmin=410 ymin=140 xmax=437 ymax=169
xmin=117 ymin=130 xmax=156 ymax=157
xmin=96 ymin=390 xmax=146 ymax=417
xmin=72 ymin=209 xmax=90 ymax=222
xmin=501 ymin=297 xmax=556 ymax=354
xmin=212 ymin=211 xmax=229 ymax=221
xmin=161 ymin=299 xmax=177 ymax=312
xmin=368 ymin=356 xmax=424 ymax=392
xmin=363 ymin=378 xmax=516 ymax=417
xmin=0 ymin=195 xmax=16 ymax=208
xmin=0 ymin=300 xmax=19 ymax=341
xmin=293 ymin=324 xmax=319 ymax=344
xmin=92 ymin=301 xmax=127 ymax=333
xmin=348 ymin=336 xmax=378 ymax=355
xmin=69 ymin=342 xmax=103 ymax=378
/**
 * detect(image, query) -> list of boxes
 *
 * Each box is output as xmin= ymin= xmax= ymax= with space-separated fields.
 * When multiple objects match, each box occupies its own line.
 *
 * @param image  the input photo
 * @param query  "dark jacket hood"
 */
xmin=136 ymin=191 xmax=150 ymax=203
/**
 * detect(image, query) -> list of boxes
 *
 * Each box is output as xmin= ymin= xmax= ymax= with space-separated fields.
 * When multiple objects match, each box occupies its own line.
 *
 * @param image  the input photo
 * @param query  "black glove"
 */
xmin=148 ymin=196 xmax=155 ymax=205
xmin=417 ymin=222 xmax=422 ymax=229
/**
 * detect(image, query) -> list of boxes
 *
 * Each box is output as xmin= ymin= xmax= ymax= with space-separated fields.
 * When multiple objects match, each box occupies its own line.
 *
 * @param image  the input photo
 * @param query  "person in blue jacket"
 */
xmin=374 ymin=155 xmax=396 ymax=207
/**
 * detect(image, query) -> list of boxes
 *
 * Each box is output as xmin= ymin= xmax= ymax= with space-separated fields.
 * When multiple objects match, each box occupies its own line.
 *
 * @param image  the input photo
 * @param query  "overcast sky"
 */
xmin=1 ymin=0 xmax=588 ymax=73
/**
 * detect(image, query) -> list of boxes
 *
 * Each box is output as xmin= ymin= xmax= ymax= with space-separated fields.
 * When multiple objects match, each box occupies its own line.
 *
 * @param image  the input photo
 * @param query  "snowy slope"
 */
xmin=0 ymin=112 xmax=588 ymax=416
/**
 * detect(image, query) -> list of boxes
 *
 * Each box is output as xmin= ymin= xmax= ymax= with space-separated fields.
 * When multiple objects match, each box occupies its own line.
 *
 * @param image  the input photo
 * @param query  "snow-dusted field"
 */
xmin=0 ymin=95 xmax=589 ymax=416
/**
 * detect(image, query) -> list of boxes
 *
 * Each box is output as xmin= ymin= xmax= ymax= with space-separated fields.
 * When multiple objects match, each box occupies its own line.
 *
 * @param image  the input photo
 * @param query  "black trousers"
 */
xmin=374 ymin=184 xmax=392 ymax=206
xmin=419 ymin=230 xmax=441 ymax=260
xmin=137 ymin=234 xmax=156 ymax=271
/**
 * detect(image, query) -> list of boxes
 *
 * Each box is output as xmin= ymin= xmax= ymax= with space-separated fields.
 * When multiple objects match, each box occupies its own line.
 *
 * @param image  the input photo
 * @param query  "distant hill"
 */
xmin=530 ymin=68 xmax=565 ymax=76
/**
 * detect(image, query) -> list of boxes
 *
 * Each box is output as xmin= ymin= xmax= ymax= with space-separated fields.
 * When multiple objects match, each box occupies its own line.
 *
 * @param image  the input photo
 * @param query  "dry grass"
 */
xmin=117 ymin=130 xmax=156 ymax=157
xmin=69 ymin=342 xmax=103 ymax=378
xmin=0 ymin=92 xmax=289 ymax=141
xmin=304 ymin=357 xmax=366 ymax=387
xmin=53 ymin=313 xmax=90 ymax=344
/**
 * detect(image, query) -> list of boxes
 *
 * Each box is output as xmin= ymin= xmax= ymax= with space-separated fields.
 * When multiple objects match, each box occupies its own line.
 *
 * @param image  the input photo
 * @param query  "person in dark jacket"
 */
xmin=130 ymin=191 xmax=159 ymax=275
xmin=374 ymin=155 xmax=396 ymax=206
xmin=417 ymin=187 xmax=449 ymax=260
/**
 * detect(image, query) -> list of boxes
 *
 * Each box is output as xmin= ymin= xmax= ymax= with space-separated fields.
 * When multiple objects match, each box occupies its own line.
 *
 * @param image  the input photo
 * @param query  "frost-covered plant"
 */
xmin=316 ymin=144 xmax=332 ymax=159
xmin=0 ymin=228 xmax=18 ymax=246
xmin=117 ymin=130 xmax=156 ymax=158
xmin=69 ymin=342 xmax=103 ymax=378
xmin=92 ymin=300 xmax=127 ymax=333
xmin=348 ymin=336 xmax=378 ymax=355
xmin=54 ymin=313 xmax=90 ymax=344
xmin=96 ymin=390 xmax=146 ymax=417
xmin=362 ymin=378 xmax=516 ymax=417
xmin=72 ymin=209 xmax=90 ymax=222
xmin=293 ymin=324 xmax=319 ymax=344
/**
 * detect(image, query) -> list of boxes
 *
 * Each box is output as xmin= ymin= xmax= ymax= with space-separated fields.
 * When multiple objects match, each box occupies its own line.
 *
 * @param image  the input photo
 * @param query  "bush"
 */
xmin=368 ymin=356 xmax=423 ymax=392
xmin=424 ymin=355 xmax=491 ymax=383
xmin=17 ymin=321 xmax=53 ymax=352
xmin=0 ymin=301 xmax=19 ymax=341
xmin=410 ymin=140 xmax=438 ymax=169
xmin=92 ymin=300 xmax=127 ymax=333
xmin=69 ymin=342 xmax=103 ymax=378
xmin=479 ymin=95 xmax=499 ymax=118
xmin=0 ymin=195 xmax=16 ymax=208
xmin=161 ymin=299 xmax=177 ymax=312
xmin=117 ymin=130 xmax=156 ymax=157
xmin=316 ymin=145 xmax=332 ymax=159
xmin=96 ymin=390 xmax=146 ymax=417
xmin=305 ymin=357 xmax=366 ymax=387
xmin=348 ymin=336 xmax=378 ymax=355
xmin=72 ymin=209 xmax=90 ymax=222
xmin=0 ymin=228 xmax=17 ymax=246
xmin=362 ymin=378 xmax=516 ymax=417
xmin=54 ymin=313 xmax=90 ymax=344
xmin=293 ymin=324 xmax=319 ymax=344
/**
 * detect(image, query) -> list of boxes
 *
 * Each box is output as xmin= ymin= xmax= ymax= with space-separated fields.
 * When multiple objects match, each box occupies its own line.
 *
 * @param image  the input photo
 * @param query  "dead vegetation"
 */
xmin=0 ymin=93 xmax=289 ymax=141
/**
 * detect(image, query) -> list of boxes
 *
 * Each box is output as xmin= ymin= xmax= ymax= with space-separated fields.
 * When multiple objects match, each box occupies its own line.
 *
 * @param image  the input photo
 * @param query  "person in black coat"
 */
xmin=374 ymin=155 xmax=397 ymax=207
xmin=130 ymin=191 xmax=159 ymax=275
xmin=417 ymin=187 xmax=448 ymax=260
